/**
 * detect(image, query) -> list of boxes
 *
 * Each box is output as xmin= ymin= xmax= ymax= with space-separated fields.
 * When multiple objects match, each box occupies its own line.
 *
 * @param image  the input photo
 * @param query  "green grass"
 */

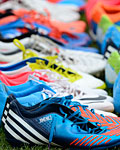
xmin=0 ymin=127 xmax=62 ymax=150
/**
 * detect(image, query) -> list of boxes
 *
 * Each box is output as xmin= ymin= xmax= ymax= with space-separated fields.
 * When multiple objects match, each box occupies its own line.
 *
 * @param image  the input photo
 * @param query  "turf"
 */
xmin=0 ymin=127 xmax=61 ymax=150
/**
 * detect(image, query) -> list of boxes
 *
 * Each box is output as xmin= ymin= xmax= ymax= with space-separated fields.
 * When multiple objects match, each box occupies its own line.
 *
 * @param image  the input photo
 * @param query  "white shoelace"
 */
xmin=48 ymin=81 xmax=86 ymax=99
xmin=28 ymin=70 xmax=85 ymax=99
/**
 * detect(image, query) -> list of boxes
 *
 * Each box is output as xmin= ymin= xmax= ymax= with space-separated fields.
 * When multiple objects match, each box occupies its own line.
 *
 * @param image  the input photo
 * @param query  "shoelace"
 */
xmin=39 ymin=95 xmax=106 ymax=149
xmin=28 ymin=73 xmax=71 ymax=98
xmin=13 ymin=39 xmax=38 ymax=59
xmin=28 ymin=74 xmax=55 ymax=95
xmin=39 ymin=95 xmax=107 ymax=129
xmin=29 ymin=58 xmax=82 ymax=83
xmin=14 ymin=36 xmax=104 ymax=74
xmin=34 ymin=69 xmax=74 ymax=97
xmin=13 ymin=38 xmax=61 ymax=61
xmin=13 ymin=39 xmax=82 ymax=82
xmin=38 ymin=69 xmax=63 ymax=79
xmin=40 ymin=95 xmax=108 ymax=127
xmin=48 ymin=81 xmax=85 ymax=99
